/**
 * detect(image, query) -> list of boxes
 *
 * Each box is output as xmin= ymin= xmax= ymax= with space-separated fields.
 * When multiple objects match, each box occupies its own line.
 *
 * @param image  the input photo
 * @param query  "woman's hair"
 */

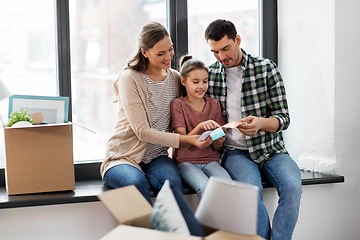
xmin=113 ymin=22 xmax=169 ymax=101
xmin=179 ymin=55 xmax=208 ymax=97
xmin=204 ymin=19 xmax=237 ymax=42
xmin=127 ymin=22 xmax=169 ymax=72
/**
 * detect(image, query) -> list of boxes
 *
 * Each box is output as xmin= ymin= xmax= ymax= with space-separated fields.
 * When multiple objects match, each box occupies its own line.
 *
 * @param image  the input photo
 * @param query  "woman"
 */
xmin=100 ymin=22 xmax=211 ymax=237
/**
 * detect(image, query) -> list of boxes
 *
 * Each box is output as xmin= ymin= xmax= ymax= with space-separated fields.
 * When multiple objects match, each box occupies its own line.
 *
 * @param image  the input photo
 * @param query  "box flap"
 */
xmin=101 ymin=225 xmax=202 ymax=240
xmin=98 ymin=185 xmax=153 ymax=228
xmin=4 ymin=122 xmax=72 ymax=130
xmin=205 ymin=230 xmax=265 ymax=240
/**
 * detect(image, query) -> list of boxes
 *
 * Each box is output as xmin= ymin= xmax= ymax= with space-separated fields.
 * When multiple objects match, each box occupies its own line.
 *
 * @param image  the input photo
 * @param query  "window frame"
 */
xmin=0 ymin=0 xmax=278 ymax=182
xmin=56 ymin=0 xmax=72 ymax=119
xmin=169 ymin=0 xmax=278 ymax=68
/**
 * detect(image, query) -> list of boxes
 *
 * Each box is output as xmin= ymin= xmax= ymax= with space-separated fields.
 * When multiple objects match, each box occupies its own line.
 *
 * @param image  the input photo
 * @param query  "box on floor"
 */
xmin=3 ymin=123 xmax=75 ymax=195
xmin=98 ymin=185 xmax=265 ymax=240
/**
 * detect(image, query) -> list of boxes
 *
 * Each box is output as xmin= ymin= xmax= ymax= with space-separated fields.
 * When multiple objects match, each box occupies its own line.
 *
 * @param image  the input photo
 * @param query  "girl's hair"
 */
xmin=113 ymin=22 xmax=169 ymax=101
xmin=179 ymin=55 xmax=209 ymax=97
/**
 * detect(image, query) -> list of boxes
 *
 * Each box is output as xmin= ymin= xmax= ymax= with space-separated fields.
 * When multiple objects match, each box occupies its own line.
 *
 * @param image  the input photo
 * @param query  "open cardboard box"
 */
xmin=98 ymin=185 xmax=265 ymax=240
xmin=3 ymin=123 xmax=75 ymax=195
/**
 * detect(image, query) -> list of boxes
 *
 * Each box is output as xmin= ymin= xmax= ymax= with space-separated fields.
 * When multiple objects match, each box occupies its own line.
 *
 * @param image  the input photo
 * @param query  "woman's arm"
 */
xmin=119 ymin=70 xmax=180 ymax=148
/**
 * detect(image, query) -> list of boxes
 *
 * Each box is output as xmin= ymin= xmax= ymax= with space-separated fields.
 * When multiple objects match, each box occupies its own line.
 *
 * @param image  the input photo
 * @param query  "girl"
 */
xmin=171 ymin=55 xmax=232 ymax=199
xmin=101 ymin=22 xmax=211 ymax=237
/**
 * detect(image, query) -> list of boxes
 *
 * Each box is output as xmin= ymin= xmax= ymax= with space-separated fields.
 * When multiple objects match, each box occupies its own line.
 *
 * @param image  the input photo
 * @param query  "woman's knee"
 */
xmin=104 ymin=165 xmax=149 ymax=189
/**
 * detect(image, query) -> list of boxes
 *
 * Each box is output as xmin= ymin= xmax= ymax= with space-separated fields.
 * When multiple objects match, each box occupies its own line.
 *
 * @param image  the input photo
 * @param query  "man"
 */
xmin=204 ymin=19 xmax=302 ymax=240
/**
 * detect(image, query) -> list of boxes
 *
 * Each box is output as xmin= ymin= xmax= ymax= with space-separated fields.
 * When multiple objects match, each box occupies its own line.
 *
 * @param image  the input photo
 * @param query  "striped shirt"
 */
xmin=206 ymin=49 xmax=290 ymax=165
xmin=142 ymin=69 xmax=176 ymax=163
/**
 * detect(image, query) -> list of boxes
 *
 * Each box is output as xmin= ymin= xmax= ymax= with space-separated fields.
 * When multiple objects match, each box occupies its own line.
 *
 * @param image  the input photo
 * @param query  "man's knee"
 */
xmin=280 ymin=180 xmax=302 ymax=203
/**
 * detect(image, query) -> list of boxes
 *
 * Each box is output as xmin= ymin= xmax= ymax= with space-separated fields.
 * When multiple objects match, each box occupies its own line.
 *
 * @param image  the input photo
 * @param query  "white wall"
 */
xmin=278 ymin=0 xmax=360 ymax=239
xmin=280 ymin=0 xmax=336 ymax=173
xmin=0 ymin=202 xmax=118 ymax=240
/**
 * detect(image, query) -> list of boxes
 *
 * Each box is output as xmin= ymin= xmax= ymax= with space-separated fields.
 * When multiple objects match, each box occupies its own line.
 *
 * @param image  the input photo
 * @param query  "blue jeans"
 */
xmin=222 ymin=150 xmax=302 ymax=240
xmin=177 ymin=162 xmax=232 ymax=199
xmin=103 ymin=155 xmax=205 ymax=237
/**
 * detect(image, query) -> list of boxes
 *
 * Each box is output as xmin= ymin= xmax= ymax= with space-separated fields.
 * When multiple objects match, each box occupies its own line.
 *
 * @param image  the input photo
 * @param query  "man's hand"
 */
xmin=237 ymin=116 xmax=279 ymax=136
xmin=237 ymin=116 xmax=261 ymax=136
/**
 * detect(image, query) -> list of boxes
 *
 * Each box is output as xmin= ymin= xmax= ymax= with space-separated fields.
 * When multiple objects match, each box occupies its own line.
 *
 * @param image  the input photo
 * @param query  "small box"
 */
xmin=209 ymin=127 xmax=225 ymax=141
xmin=4 ymin=123 xmax=75 ymax=195
xmin=98 ymin=185 xmax=264 ymax=240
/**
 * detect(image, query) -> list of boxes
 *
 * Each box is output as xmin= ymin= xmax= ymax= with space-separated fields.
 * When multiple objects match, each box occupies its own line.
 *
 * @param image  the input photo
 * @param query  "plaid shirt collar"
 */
xmin=207 ymin=48 xmax=250 ymax=121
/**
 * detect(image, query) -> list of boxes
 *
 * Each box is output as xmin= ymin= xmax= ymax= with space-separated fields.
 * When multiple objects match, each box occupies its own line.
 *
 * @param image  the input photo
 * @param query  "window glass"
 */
xmin=69 ymin=0 xmax=167 ymax=163
xmin=0 ymin=0 xmax=57 ymax=167
xmin=188 ymin=0 xmax=259 ymax=66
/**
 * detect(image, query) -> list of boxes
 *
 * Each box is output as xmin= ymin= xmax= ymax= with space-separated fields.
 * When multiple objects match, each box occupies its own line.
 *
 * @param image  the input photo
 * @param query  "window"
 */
xmin=68 ymin=0 xmax=167 ymax=163
xmin=0 ymin=0 xmax=276 ymax=173
xmin=0 ymin=0 xmax=57 ymax=167
xmin=188 ymin=0 xmax=259 ymax=65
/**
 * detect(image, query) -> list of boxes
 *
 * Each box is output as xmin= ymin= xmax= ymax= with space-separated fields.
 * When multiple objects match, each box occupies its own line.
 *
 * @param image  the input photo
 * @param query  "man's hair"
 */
xmin=204 ymin=19 xmax=237 ymax=42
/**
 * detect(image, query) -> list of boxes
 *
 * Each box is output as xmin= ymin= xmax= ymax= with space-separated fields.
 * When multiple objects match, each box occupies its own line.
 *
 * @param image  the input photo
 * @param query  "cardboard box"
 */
xmin=98 ymin=185 xmax=265 ymax=240
xmin=4 ymin=123 xmax=75 ymax=195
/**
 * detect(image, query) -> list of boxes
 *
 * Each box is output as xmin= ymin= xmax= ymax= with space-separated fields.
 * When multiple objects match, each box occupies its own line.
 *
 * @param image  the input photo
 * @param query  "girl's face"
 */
xmin=181 ymin=69 xmax=208 ymax=100
xmin=141 ymin=36 xmax=174 ymax=70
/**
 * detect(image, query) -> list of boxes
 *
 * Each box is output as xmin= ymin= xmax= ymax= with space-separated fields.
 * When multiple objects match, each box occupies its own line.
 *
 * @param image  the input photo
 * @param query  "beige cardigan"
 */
xmin=100 ymin=68 xmax=182 ymax=178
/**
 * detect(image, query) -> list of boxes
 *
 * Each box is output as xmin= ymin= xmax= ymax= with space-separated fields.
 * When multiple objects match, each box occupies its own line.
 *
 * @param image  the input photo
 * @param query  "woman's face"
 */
xmin=141 ymin=36 xmax=174 ymax=70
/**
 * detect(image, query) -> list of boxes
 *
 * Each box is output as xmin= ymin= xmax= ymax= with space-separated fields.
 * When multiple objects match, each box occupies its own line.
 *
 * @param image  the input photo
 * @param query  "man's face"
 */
xmin=208 ymin=35 xmax=242 ymax=68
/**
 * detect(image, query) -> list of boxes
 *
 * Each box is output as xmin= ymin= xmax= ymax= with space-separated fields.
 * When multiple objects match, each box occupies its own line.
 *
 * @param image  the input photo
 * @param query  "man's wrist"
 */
xmin=261 ymin=117 xmax=279 ymax=133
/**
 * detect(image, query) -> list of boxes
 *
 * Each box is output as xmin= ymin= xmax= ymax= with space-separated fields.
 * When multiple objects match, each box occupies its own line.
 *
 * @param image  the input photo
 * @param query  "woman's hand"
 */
xmin=179 ymin=134 xmax=213 ymax=149
xmin=193 ymin=135 xmax=214 ymax=149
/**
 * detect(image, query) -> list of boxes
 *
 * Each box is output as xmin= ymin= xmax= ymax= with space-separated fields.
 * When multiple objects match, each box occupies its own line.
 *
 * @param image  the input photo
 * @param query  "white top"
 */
xmin=142 ymin=69 xmax=176 ymax=163
xmin=224 ymin=66 xmax=247 ymax=150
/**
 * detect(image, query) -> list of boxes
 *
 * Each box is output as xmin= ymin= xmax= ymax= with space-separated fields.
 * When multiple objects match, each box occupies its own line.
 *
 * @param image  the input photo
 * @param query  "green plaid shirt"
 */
xmin=206 ymin=49 xmax=289 ymax=165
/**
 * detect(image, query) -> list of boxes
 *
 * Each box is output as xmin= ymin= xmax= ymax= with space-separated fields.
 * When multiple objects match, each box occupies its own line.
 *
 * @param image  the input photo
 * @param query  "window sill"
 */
xmin=0 ymin=167 xmax=344 ymax=210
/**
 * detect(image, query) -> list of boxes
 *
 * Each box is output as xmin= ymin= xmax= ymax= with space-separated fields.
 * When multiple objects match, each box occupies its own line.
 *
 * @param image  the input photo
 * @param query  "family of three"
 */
xmin=100 ymin=19 xmax=302 ymax=240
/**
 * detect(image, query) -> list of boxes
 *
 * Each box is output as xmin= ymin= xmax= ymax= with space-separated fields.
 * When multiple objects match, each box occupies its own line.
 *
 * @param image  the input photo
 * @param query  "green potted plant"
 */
xmin=5 ymin=109 xmax=34 ymax=127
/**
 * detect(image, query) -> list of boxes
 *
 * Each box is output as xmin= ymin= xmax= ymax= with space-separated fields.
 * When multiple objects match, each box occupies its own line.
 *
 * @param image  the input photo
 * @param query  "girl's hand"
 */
xmin=198 ymin=120 xmax=221 ymax=131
